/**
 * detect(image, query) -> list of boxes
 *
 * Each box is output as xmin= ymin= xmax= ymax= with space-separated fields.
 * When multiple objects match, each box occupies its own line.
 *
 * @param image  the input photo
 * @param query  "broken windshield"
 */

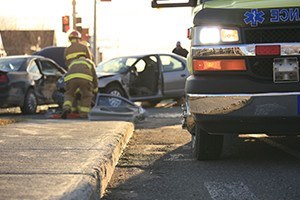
xmin=96 ymin=57 xmax=138 ymax=74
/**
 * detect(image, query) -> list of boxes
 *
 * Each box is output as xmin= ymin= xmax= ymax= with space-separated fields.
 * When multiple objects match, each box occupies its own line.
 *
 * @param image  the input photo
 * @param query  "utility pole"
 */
xmin=93 ymin=0 xmax=97 ymax=64
xmin=72 ymin=0 xmax=76 ymax=30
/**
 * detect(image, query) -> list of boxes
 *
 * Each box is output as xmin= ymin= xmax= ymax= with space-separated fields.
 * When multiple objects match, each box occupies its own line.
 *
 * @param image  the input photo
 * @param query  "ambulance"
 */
xmin=152 ymin=0 xmax=300 ymax=160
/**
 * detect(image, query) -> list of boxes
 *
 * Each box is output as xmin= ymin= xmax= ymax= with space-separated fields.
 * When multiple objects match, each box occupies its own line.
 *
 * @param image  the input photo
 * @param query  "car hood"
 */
xmin=97 ymin=72 xmax=120 ymax=78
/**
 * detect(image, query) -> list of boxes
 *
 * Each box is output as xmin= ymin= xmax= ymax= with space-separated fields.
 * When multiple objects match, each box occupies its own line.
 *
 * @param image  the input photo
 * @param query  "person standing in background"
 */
xmin=172 ymin=41 xmax=189 ymax=58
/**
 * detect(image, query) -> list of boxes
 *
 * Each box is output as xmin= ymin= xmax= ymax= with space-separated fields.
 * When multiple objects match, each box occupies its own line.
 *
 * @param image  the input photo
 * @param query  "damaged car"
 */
xmin=0 ymin=55 xmax=66 ymax=114
xmin=96 ymin=53 xmax=189 ymax=106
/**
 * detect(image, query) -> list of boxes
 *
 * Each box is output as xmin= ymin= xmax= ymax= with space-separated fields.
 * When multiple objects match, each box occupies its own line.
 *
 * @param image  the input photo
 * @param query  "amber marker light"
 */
xmin=193 ymin=59 xmax=246 ymax=71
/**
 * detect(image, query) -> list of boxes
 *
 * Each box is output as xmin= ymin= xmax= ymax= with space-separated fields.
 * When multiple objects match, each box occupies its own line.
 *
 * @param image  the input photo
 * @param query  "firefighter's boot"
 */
xmin=61 ymin=107 xmax=71 ymax=119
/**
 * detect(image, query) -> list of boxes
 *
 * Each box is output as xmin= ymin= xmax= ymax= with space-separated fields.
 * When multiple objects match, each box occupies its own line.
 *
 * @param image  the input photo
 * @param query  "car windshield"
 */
xmin=0 ymin=58 xmax=26 ymax=72
xmin=97 ymin=57 xmax=138 ymax=73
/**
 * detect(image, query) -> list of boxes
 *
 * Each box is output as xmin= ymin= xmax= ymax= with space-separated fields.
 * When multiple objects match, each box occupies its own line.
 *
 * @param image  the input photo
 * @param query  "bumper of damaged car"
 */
xmin=186 ymin=92 xmax=300 ymax=135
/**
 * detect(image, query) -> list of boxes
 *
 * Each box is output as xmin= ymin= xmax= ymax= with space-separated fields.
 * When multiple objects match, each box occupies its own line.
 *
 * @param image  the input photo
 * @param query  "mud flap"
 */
xmin=88 ymin=93 xmax=147 ymax=122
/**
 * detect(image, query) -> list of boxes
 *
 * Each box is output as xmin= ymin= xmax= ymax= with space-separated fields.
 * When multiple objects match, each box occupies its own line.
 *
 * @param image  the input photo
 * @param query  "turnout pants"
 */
xmin=63 ymin=78 xmax=94 ymax=117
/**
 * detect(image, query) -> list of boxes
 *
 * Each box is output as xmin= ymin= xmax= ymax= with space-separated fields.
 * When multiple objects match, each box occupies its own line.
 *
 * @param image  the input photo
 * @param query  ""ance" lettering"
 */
xmin=270 ymin=8 xmax=300 ymax=22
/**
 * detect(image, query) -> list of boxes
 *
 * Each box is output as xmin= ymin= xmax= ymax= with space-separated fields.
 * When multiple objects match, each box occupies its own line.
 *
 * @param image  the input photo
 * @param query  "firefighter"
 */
xmin=61 ymin=54 xmax=98 ymax=119
xmin=64 ymin=30 xmax=92 ymax=67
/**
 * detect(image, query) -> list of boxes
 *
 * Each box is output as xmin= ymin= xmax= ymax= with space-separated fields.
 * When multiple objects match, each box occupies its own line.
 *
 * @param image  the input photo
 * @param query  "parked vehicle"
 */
xmin=0 ymin=55 xmax=66 ymax=114
xmin=96 ymin=54 xmax=189 ymax=106
xmin=152 ymin=0 xmax=300 ymax=160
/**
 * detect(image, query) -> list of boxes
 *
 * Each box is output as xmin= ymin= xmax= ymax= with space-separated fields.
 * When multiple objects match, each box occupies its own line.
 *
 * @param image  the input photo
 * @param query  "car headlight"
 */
xmin=193 ymin=26 xmax=240 ymax=45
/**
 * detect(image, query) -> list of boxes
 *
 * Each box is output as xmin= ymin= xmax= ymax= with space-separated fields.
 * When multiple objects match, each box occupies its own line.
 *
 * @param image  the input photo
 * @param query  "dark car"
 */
xmin=34 ymin=46 xmax=67 ymax=70
xmin=96 ymin=54 xmax=190 ymax=106
xmin=0 ymin=55 xmax=66 ymax=114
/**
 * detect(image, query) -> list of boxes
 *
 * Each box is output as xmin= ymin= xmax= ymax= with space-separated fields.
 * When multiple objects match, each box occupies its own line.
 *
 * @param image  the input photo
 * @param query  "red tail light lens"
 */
xmin=255 ymin=45 xmax=281 ymax=56
xmin=187 ymin=27 xmax=192 ymax=40
xmin=0 ymin=74 xmax=9 ymax=83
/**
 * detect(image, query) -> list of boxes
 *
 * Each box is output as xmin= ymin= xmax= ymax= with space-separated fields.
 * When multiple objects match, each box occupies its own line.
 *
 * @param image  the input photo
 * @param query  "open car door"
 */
xmin=89 ymin=94 xmax=147 ymax=122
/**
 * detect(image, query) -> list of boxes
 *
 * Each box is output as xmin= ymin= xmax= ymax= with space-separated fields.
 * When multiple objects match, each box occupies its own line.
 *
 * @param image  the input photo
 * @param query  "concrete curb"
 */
xmin=0 ymin=120 xmax=134 ymax=200
xmin=56 ymin=122 xmax=135 ymax=199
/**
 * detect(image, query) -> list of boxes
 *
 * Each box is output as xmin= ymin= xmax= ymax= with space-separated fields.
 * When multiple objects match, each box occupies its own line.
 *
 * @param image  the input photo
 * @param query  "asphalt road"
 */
xmin=103 ymin=105 xmax=300 ymax=200
xmin=1 ymin=103 xmax=300 ymax=200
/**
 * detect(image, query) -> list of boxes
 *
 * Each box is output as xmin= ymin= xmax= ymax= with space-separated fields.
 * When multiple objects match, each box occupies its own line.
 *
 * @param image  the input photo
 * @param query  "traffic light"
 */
xmin=75 ymin=17 xmax=82 ymax=34
xmin=62 ymin=16 xmax=70 ymax=33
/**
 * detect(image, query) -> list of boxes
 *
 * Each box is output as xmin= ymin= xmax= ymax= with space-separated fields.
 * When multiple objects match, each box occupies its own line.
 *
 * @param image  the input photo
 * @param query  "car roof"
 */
xmin=0 ymin=54 xmax=66 ymax=72
xmin=104 ymin=53 xmax=185 ymax=60
xmin=99 ymin=53 xmax=186 ymax=65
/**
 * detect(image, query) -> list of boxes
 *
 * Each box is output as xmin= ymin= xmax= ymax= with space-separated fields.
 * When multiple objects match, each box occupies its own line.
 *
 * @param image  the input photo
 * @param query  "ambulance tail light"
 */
xmin=187 ymin=27 xmax=192 ymax=40
xmin=255 ymin=45 xmax=281 ymax=56
xmin=193 ymin=59 xmax=246 ymax=72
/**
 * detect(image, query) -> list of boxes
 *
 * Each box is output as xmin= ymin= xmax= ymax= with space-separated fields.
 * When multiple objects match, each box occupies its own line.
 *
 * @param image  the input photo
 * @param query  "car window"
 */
xmin=97 ymin=57 xmax=137 ymax=73
xmin=27 ymin=60 xmax=42 ymax=80
xmin=126 ymin=58 xmax=137 ymax=66
xmin=39 ymin=60 xmax=61 ymax=76
xmin=0 ymin=58 xmax=26 ymax=72
xmin=160 ymin=55 xmax=184 ymax=72
xmin=134 ymin=59 xmax=146 ymax=72
xmin=134 ymin=56 xmax=158 ymax=73
xmin=27 ymin=60 xmax=41 ymax=74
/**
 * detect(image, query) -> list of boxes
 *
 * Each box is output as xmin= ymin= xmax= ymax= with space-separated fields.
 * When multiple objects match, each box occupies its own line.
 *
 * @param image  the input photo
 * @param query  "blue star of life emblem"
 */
xmin=244 ymin=9 xmax=265 ymax=27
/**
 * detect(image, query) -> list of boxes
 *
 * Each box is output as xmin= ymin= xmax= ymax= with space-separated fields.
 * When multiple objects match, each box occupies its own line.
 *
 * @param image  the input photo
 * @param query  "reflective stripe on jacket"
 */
xmin=64 ymin=58 xmax=98 ymax=90
xmin=64 ymin=73 xmax=93 ymax=82
xmin=66 ymin=52 xmax=89 ymax=61
xmin=64 ymin=42 xmax=92 ymax=67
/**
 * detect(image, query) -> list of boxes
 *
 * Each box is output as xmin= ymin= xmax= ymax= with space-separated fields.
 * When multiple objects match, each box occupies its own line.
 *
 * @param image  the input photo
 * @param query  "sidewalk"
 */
xmin=0 ymin=119 xmax=134 ymax=199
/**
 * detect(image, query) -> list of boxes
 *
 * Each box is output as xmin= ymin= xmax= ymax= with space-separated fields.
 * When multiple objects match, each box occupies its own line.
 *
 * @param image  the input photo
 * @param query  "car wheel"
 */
xmin=105 ymin=84 xmax=125 ymax=97
xmin=20 ymin=89 xmax=38 ymax=114
xmin=192 ymin=122 xmax=223 ymax=160
xmin=105 ymin=85 xmax=125 ymax=107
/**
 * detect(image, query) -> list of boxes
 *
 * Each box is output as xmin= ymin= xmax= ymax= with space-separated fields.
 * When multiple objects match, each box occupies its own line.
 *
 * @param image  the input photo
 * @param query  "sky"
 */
xmin=0 ymin=0 xmax=193 ymax=61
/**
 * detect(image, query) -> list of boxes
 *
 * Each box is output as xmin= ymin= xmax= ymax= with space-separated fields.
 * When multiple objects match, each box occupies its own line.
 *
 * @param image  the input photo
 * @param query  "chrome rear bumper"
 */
xmin=187 ymin=92 xmax=300 ymax=116
xmin=182 ymin=92 xmax=300 ymax=134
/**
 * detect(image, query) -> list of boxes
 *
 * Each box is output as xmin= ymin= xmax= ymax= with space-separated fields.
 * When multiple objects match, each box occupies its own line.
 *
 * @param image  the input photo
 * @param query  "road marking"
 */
xmin=204 ymin=181 xmax=258 ymax=200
